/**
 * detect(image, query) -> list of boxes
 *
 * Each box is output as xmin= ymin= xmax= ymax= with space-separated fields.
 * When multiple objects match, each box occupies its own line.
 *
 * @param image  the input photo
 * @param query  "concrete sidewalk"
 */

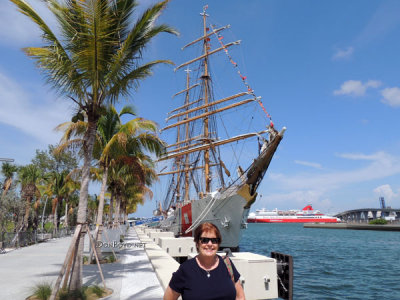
xmin=0 ymin=228 xmax=163 ymax=300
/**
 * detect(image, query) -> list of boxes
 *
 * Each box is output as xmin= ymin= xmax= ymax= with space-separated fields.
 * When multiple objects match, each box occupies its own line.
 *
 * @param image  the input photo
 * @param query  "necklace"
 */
xmin=197 ymin=256 xmax=218 ymax=278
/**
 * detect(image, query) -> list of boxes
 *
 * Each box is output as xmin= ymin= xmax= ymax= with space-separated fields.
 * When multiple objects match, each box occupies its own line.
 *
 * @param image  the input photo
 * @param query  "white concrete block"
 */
xmin=148 ymin=231 xmax=175 ymax=245
xmin=144 ymin=227 xmax=162 ymax=235
xmin=159 ymin=237 xmax=196 ymax=257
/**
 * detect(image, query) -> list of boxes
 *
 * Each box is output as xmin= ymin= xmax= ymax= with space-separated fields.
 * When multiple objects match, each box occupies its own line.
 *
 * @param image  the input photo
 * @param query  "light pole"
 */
xmin=0 ymin=158 xmax=14 ymax=163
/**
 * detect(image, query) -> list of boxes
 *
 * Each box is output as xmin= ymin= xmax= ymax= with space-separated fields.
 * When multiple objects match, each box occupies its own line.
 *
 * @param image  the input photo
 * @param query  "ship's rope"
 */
xmin=184 ymin=193 xmax=217 ymax=234
xmin=209 ymin=24 xmax=274 ymax=128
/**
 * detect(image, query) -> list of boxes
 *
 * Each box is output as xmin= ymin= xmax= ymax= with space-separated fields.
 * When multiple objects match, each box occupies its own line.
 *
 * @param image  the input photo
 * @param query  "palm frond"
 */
xmin=11 ymin=0 xmax=84 ymax=98
xmin=107 ymin=59 xmax=173 ymax=101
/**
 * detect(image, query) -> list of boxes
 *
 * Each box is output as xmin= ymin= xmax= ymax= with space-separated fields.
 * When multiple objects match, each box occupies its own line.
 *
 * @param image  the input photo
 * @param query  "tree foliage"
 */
xmin=31 ymin=144 xmax=79 ymax=174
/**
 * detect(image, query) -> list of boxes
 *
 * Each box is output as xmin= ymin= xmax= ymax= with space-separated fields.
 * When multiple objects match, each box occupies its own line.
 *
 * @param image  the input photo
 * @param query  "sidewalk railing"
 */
xmin=0 ymin=227 xmax=75 ymax=250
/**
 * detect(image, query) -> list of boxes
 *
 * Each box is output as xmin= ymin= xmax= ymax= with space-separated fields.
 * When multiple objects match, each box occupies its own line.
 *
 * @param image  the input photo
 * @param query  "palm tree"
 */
xmin=94 ymin=105 xmax=164 ymax=236
xmin=59 ymin=105 xmax=165 ymax=254
xmin=18 ymin=165 xmax=42 ymax=230
xmin=62 ymin=175 xmax=80 ymax=229
xmin=108 ymin=152 xmax=158 ymax=226
xmin=10 ymin=0 xmax=177 ymax=290
xmin=46 ymin=170 xmax=78 ymax=232
xmin=1 ymin=162 xmax=18 ymax=201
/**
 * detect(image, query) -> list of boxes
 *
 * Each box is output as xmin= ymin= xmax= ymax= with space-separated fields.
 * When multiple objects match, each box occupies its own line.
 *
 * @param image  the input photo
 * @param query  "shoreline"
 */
xmin=304 ymin=223 xmax=400 ymax=231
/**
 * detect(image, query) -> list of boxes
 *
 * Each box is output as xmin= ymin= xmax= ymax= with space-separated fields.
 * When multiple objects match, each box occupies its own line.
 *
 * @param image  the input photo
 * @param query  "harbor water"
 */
xmin=239 ymin=223 xmax=400 ymax=300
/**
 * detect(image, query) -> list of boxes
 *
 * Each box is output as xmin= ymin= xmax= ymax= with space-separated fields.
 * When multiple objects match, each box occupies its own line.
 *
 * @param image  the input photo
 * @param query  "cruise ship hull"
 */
xmin=247 ymin=205 xmax=339 ymax=223
xmin=247 ymin=217 xmax=339 ymax=223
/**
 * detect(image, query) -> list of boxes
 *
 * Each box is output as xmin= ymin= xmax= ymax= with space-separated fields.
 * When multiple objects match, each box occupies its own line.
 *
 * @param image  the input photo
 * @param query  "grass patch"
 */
xmin=58 ymin=287 xmax=87 ymax=300
xmin=88 ymin=285 xmax=105 ymax=298
xmin=44 ymin=222 xmax=55 ymax=233
xmin=27 ymin=284 xmax=112 ymax=300
xmin=83 ymin=255 xmax=89 ymax=264
xmin=105 ymin=254 xmax=117 ymax=263
xmin=30 ymin=282 xmax=52 ymax=300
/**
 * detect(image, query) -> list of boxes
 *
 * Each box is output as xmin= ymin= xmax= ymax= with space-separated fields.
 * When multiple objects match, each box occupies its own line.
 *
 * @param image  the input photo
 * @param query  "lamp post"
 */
xmin=0 ymin=158 xmax=14 ymax=163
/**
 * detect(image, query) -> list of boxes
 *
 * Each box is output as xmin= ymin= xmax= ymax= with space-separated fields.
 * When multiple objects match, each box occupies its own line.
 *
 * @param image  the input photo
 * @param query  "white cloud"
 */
xmin=0 ymin=71 xmax=73 ymax=144
xmin=337 ymin=152 xmax=387 ymax=161
xmin=332 ymin=47 xmax=354 ymax=60
xmin=365 ymin=80 xmax=382 ymax=88
xmin=334 ymin=80 xmax=382 ymax=97
xmin=0 ymin=1 xmax=55 ymax=46
xmin=381 ymin=87 xmax=400 ymax=107
xmin=257 ymin=190 xmax=333 ymax=212
xmin=294 ymin=160 xmax=322 ymax=169
xmin=259 ymin=151 xmax=400 ymax=212
xmin=373 ymin=184 xmax=398 ymax=200
xmin=354 ymin=1 xmax=400 ymax=47
xmin=268 ymin=151 xmax=400 ymax=193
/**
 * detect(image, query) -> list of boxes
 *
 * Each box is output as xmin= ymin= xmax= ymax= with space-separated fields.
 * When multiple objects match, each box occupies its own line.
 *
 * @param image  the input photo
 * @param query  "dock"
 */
xmin=304 ymin=223 xmax=400 ymax=231
xmin=0 ymin=226 xmax=286 ymax=299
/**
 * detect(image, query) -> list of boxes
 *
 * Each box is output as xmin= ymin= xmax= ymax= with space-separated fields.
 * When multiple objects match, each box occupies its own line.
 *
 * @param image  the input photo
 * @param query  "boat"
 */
xmin=155 ymin=6 xmax=285 ymax=250
xmin=247 ymin=205 xmax=340 ymax=223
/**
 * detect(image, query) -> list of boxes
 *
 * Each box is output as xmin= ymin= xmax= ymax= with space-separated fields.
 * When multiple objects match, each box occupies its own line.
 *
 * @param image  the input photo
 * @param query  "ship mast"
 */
xmin=160 ymin=6 xmax=276 ymax=206
xmin=183 ymin=68 xmax=191 ymax=201
xmin=201 ymin=8 xmax=211 ymax=193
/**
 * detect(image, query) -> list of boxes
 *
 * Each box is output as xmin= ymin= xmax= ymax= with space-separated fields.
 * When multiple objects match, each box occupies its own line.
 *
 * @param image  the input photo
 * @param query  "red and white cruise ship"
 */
xmin=247 ymin=205 xmax=340 ymax=223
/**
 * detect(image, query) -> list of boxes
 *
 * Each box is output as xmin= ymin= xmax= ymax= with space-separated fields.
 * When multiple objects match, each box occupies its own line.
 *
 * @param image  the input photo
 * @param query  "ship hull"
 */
xmin=159 ymin=184 xmax=253 ymax=249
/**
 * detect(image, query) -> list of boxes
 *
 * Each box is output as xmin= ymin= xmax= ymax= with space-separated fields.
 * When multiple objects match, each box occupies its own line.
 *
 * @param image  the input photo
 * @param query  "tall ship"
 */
xmin=155 ymin=6 xmax=285 ymax=249
xmin=247 ymin=205 xmax=340 ymax=223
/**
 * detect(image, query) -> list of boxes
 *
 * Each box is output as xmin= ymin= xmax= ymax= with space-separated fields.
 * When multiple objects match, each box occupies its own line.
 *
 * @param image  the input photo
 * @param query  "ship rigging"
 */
xmin=155 ymin=6 xmax=285 ymax=249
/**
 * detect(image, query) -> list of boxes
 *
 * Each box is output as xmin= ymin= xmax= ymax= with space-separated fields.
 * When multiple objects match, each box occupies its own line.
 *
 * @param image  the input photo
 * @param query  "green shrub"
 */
xmin=32 ymin=282 xmax=52 ymax=300
xmin=106 ymin=254 xmax=117 ymax=263
xmin=6 ymin=221 xmax=14 ymax=232
xmin=58 ymin=287 xmax=87 ymax=300
xmin=44 ymin=222 xmax=55 ymax=233
xmin=369 ymin=218 xmax=388 ymax=225
xmin=89 ymin=285 xmax=105 ymax=297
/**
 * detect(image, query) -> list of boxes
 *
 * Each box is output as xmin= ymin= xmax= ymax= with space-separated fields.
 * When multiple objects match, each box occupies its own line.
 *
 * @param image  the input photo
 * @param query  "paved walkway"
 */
xmin=0 ymin=228 xmax=163 ymax=300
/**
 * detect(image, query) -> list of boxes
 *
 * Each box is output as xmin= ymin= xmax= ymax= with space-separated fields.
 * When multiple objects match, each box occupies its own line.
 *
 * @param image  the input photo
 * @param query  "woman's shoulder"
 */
xmin=217 ymin=254 xmax=229 ymax=263
xmin=178 ymin=256 xmax=198 ymax=270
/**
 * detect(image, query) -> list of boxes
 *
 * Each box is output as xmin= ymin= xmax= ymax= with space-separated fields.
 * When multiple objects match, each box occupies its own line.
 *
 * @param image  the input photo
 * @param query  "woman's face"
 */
xmin=197 ymin=230 xmax=219 ymax=258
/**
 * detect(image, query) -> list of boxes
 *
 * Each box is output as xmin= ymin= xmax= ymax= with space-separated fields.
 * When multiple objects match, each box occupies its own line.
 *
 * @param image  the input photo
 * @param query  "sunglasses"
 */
xmin=199 ymin=237 xmax=221 ymax=244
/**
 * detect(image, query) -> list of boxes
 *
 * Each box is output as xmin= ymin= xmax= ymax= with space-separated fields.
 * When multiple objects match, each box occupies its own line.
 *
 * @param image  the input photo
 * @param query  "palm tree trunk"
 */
xmin=53 ymin=200 xmax=58 ymax=234
xmin=65 ymin=201 xmax=68 ymax=228
xmin=22 ymin=196 xmax=32 ymax=231
xmin=109 ymin=192 xmax=114 ymax=228
xmin=122 ymin=202 xmax=127 ymax=224
xmin=33 ymin=200 xmax=40 ymax=231
xmin=96 ymin=165 xmax=108 ymax=227
xmin=1 ymin=178 xmax=12 ymax=202
xmin=93 ymin=165 xmax=108 ymax=260
xmin=113 ymin=195 xmax=120 ymax=228
xmin=70 ymin=119 xmax=97 ymax=290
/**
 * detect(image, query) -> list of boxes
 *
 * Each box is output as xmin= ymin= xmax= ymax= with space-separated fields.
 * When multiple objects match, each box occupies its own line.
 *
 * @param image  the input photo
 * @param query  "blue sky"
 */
xmin=1 ymin=0 xmax=400 ymax=217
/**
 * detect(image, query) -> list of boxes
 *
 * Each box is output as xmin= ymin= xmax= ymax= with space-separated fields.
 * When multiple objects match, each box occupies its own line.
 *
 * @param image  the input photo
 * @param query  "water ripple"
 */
xmin=240 ymin=224 xmax=400 ymax=299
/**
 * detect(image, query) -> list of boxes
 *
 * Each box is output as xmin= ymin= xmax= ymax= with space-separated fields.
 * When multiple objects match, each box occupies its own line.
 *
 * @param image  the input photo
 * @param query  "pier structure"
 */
xmin=335 ymin=208 xmax=400 ymax=223
xmin=136 ymin=225 xmax=283 ymax=300
xmin=0 ymin=224 xmax=292 ymax=299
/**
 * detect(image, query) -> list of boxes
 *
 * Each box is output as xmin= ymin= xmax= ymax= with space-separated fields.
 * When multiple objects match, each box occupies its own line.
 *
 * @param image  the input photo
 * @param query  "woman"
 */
xmin=163 ymin=222 xmax=245 ymax=300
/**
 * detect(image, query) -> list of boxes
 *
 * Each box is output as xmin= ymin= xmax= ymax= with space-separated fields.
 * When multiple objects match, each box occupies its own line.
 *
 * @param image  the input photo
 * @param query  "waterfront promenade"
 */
xmin=0 ymin=228 xmax=164 ymax=300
